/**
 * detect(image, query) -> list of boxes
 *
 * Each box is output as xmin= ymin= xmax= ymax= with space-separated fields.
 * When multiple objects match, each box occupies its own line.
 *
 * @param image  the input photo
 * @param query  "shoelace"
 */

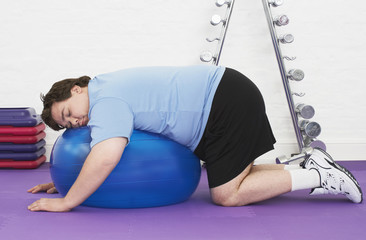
xmin=322 ymin=172 xmax=346 ymax=195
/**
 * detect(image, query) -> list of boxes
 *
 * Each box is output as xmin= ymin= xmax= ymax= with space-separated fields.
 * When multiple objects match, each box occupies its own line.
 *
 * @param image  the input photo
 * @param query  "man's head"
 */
xmin=41 ymin=76 xmax=91 ymax=130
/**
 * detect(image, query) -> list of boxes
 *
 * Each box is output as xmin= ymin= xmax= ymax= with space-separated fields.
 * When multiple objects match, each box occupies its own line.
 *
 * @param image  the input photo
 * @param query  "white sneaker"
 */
xmin=301 ymin=148 xmax=363 ymax=203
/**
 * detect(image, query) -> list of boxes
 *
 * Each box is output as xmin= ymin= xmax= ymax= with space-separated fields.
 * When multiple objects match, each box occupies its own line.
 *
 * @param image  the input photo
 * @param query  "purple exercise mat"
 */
xmin=0 ymin=108 xmax=42 ymax=127
xmin=0 ymin=139 xmax=46 ymax=153
xmin=0 ymin=147 xmax=46 ymax=161
xmin=0 ymin=161 xmax=365 ymax=240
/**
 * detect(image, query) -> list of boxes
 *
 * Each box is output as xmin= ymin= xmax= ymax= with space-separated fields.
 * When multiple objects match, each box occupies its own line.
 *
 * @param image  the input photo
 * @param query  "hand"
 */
xmin=27 ymin=182 xmax=58 ymax=194
xmin=28 ymin=198 xmax=72 ymax=212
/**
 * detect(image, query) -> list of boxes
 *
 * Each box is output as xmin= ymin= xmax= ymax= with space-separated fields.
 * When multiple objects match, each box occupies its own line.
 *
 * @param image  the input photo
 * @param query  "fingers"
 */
xmin=27 ymin=185 xmax=43 ymax=193
xmin=28 ymin=198 xmax=50 ymax=212
xmin=46 ymin=187 xmax=58 ymax=194
xmin=28 ymin=198 xmax=72 ymax=212
xmin=27 ymin=183 xmax=56 ymax=194
xmin=28 ymin=200 xmax=42 ymax=212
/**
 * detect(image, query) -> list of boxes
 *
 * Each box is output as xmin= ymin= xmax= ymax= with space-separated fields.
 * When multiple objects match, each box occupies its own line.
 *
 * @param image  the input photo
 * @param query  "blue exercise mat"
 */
xmin=0 ymin=108 xmax=42 ymax=127
xmin=0 ymin=147 xmax=46 ymax=161
xmin=0 ymin=139 xmax=46 ymax=153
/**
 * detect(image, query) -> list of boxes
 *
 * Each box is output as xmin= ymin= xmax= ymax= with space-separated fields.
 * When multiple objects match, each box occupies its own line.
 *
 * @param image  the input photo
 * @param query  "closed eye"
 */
xmin=66 ymin=110 xmax=72 ymax=128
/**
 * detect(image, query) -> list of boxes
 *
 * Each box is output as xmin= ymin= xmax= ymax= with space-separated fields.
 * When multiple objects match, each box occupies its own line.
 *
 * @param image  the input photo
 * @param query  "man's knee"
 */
xmin=210 ymin=164 xmax=254 ymax=207
xmin=211 ymin=191 xmax=244 ymax=207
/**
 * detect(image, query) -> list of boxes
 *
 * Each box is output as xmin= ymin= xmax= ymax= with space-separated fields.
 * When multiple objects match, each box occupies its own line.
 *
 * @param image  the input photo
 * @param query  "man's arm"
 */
xmin=28 ymin=137 xmax=127 ymax=212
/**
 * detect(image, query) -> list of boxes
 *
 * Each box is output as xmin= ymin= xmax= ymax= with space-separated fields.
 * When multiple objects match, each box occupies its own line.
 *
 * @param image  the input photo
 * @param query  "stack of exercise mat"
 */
xmin=0 ymin=107 xmax=46 ymax=169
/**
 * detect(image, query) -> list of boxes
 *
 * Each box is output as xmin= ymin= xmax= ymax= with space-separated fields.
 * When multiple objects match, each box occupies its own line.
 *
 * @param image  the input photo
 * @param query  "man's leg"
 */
xmin=210 ymin=148 xmax=363 ymax=206
xmin=210 ymin=163 xmax=294 ymax=206
xmin=251 ymin=163 xmax=321 ymax=192
xmin=250 ymin=163 xmax=301 ymax=172
xmin=210 ymin=162 xmax=326 ymax=206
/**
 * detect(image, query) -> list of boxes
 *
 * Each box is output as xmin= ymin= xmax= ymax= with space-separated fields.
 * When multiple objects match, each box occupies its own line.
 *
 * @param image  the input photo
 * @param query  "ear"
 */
xmin=70 ymin=85 xmax=82 ymax=94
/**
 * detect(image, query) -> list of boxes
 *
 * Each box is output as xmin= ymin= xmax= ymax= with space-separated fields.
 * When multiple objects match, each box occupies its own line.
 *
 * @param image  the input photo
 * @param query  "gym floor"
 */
xmin=1 ymin=161 xmax=365 ymax=240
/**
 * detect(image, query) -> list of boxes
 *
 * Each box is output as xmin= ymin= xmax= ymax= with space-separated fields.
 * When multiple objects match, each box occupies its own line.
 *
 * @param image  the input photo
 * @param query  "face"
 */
xmin=51 ymin=86 xmax=90 ymax=129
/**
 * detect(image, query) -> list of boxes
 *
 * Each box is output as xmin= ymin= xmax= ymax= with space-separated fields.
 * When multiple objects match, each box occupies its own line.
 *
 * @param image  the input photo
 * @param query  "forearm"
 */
xmin=63 ymin=137 xmax=127 ymax=209
xmin=63 ymin=156 xmax=117 ymax=208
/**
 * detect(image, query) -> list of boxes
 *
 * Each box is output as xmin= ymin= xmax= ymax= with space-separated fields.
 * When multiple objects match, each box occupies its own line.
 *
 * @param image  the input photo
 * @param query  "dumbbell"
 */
xmin=200 ymin=51 xmax=215 ymax=63
xmin=298 ymin=119 xmax=321 ymax=138
xmin=279 ymin=34 xmax=294 ymax=44
xmin=215 ymin=0 xmax=232 ymax=7
xmin=288 ymin=69 xmax=304 ymax=81
xmin=274 ymin=15 xmax=289 ymax=26
xmin=210 ymin=15 xmax=226 ymax=26
xmin=268 ymin=0 xmax=284 ymax=7
xmin=295 ymin=103 xmax=315 ymax=119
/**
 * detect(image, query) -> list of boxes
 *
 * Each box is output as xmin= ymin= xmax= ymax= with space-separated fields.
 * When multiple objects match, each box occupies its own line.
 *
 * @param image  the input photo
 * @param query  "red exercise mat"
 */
xmin=0 ymin=155 xmax=46 ymax=169
xmin=0 ymin=123 xmax=45 ymax=136
xmin=0 ymin=131 xmax=46 ymax=144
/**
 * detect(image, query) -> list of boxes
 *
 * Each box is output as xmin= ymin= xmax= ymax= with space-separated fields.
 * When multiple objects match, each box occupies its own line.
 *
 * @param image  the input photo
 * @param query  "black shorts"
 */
xmin=194 ymin=68 xmax=276 ymax=188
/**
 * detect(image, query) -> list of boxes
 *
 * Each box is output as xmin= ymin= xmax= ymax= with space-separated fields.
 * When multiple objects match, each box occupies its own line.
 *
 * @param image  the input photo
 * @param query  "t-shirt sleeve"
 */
xmin=88 ymin=98 xmax=134 ymax=148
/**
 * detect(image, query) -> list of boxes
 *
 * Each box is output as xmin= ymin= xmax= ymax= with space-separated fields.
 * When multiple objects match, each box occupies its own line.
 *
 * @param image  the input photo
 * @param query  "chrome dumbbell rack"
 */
xmin=262 ymin=0 xmax=326 ymax=163
xmin=200 ymin=0 xmax=236 ymax=65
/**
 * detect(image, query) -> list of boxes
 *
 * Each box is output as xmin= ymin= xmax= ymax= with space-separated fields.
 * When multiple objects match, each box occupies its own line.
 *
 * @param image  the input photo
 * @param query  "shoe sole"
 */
xmin=305 ymin=147 xmax=363 ymax=203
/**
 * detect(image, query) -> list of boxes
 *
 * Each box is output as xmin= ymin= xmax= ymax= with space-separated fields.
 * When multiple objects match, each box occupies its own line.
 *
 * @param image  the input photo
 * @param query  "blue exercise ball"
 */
xmin=50 ymin=127 xmax=201 ymax=208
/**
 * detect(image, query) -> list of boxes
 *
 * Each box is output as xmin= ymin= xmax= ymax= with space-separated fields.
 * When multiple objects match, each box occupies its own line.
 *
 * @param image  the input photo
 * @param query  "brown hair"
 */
xmin=40 ymin=76 xmax=91 ymax=131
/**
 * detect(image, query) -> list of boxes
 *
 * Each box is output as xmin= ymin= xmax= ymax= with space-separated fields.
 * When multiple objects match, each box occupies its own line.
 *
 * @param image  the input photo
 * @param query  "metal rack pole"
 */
xmin=213 ymin=0 xmax=236 ymax=65
xmin=262 ymin=0 xmax=304 ymax=152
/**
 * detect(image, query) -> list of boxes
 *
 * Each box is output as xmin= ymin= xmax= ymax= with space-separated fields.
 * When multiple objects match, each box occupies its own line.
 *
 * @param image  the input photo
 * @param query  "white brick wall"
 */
xmin=1 ymin=0 xmax=365 ymax=161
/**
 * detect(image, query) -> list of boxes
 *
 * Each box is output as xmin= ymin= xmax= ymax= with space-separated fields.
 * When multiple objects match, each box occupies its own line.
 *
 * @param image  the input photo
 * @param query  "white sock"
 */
xmin=284 ymin=164 xmax=302 ymax=170
xmin=288 ymin=169 xmax=321 ymax=191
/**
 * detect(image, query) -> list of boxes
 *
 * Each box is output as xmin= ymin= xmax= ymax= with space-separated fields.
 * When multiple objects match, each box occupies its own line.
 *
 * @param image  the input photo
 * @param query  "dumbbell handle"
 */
xmin=277 ymin=147 xmax=313 ymax=164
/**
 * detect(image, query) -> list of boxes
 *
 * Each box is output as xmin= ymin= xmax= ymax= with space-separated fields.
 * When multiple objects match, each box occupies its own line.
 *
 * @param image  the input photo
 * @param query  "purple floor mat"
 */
xmin=0 ymin=147 xmax=46 ymax=161
xmin=0 ymin=108 xmax=42 ymax=127
xmin=0 ymin=139 xmax=46 ymax=153
xmin=0 ymin=161 xmax=365 ymax=240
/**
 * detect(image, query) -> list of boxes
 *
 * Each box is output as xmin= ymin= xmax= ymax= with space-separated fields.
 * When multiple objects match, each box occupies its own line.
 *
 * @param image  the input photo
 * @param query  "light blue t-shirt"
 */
xmin=87 ymin=65 xmax=226 ymax=151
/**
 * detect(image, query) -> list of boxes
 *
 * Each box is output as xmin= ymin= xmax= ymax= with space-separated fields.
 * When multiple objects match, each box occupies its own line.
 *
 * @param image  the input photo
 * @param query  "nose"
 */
xmin=69 ymin=117 xmax=80 ymax=128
